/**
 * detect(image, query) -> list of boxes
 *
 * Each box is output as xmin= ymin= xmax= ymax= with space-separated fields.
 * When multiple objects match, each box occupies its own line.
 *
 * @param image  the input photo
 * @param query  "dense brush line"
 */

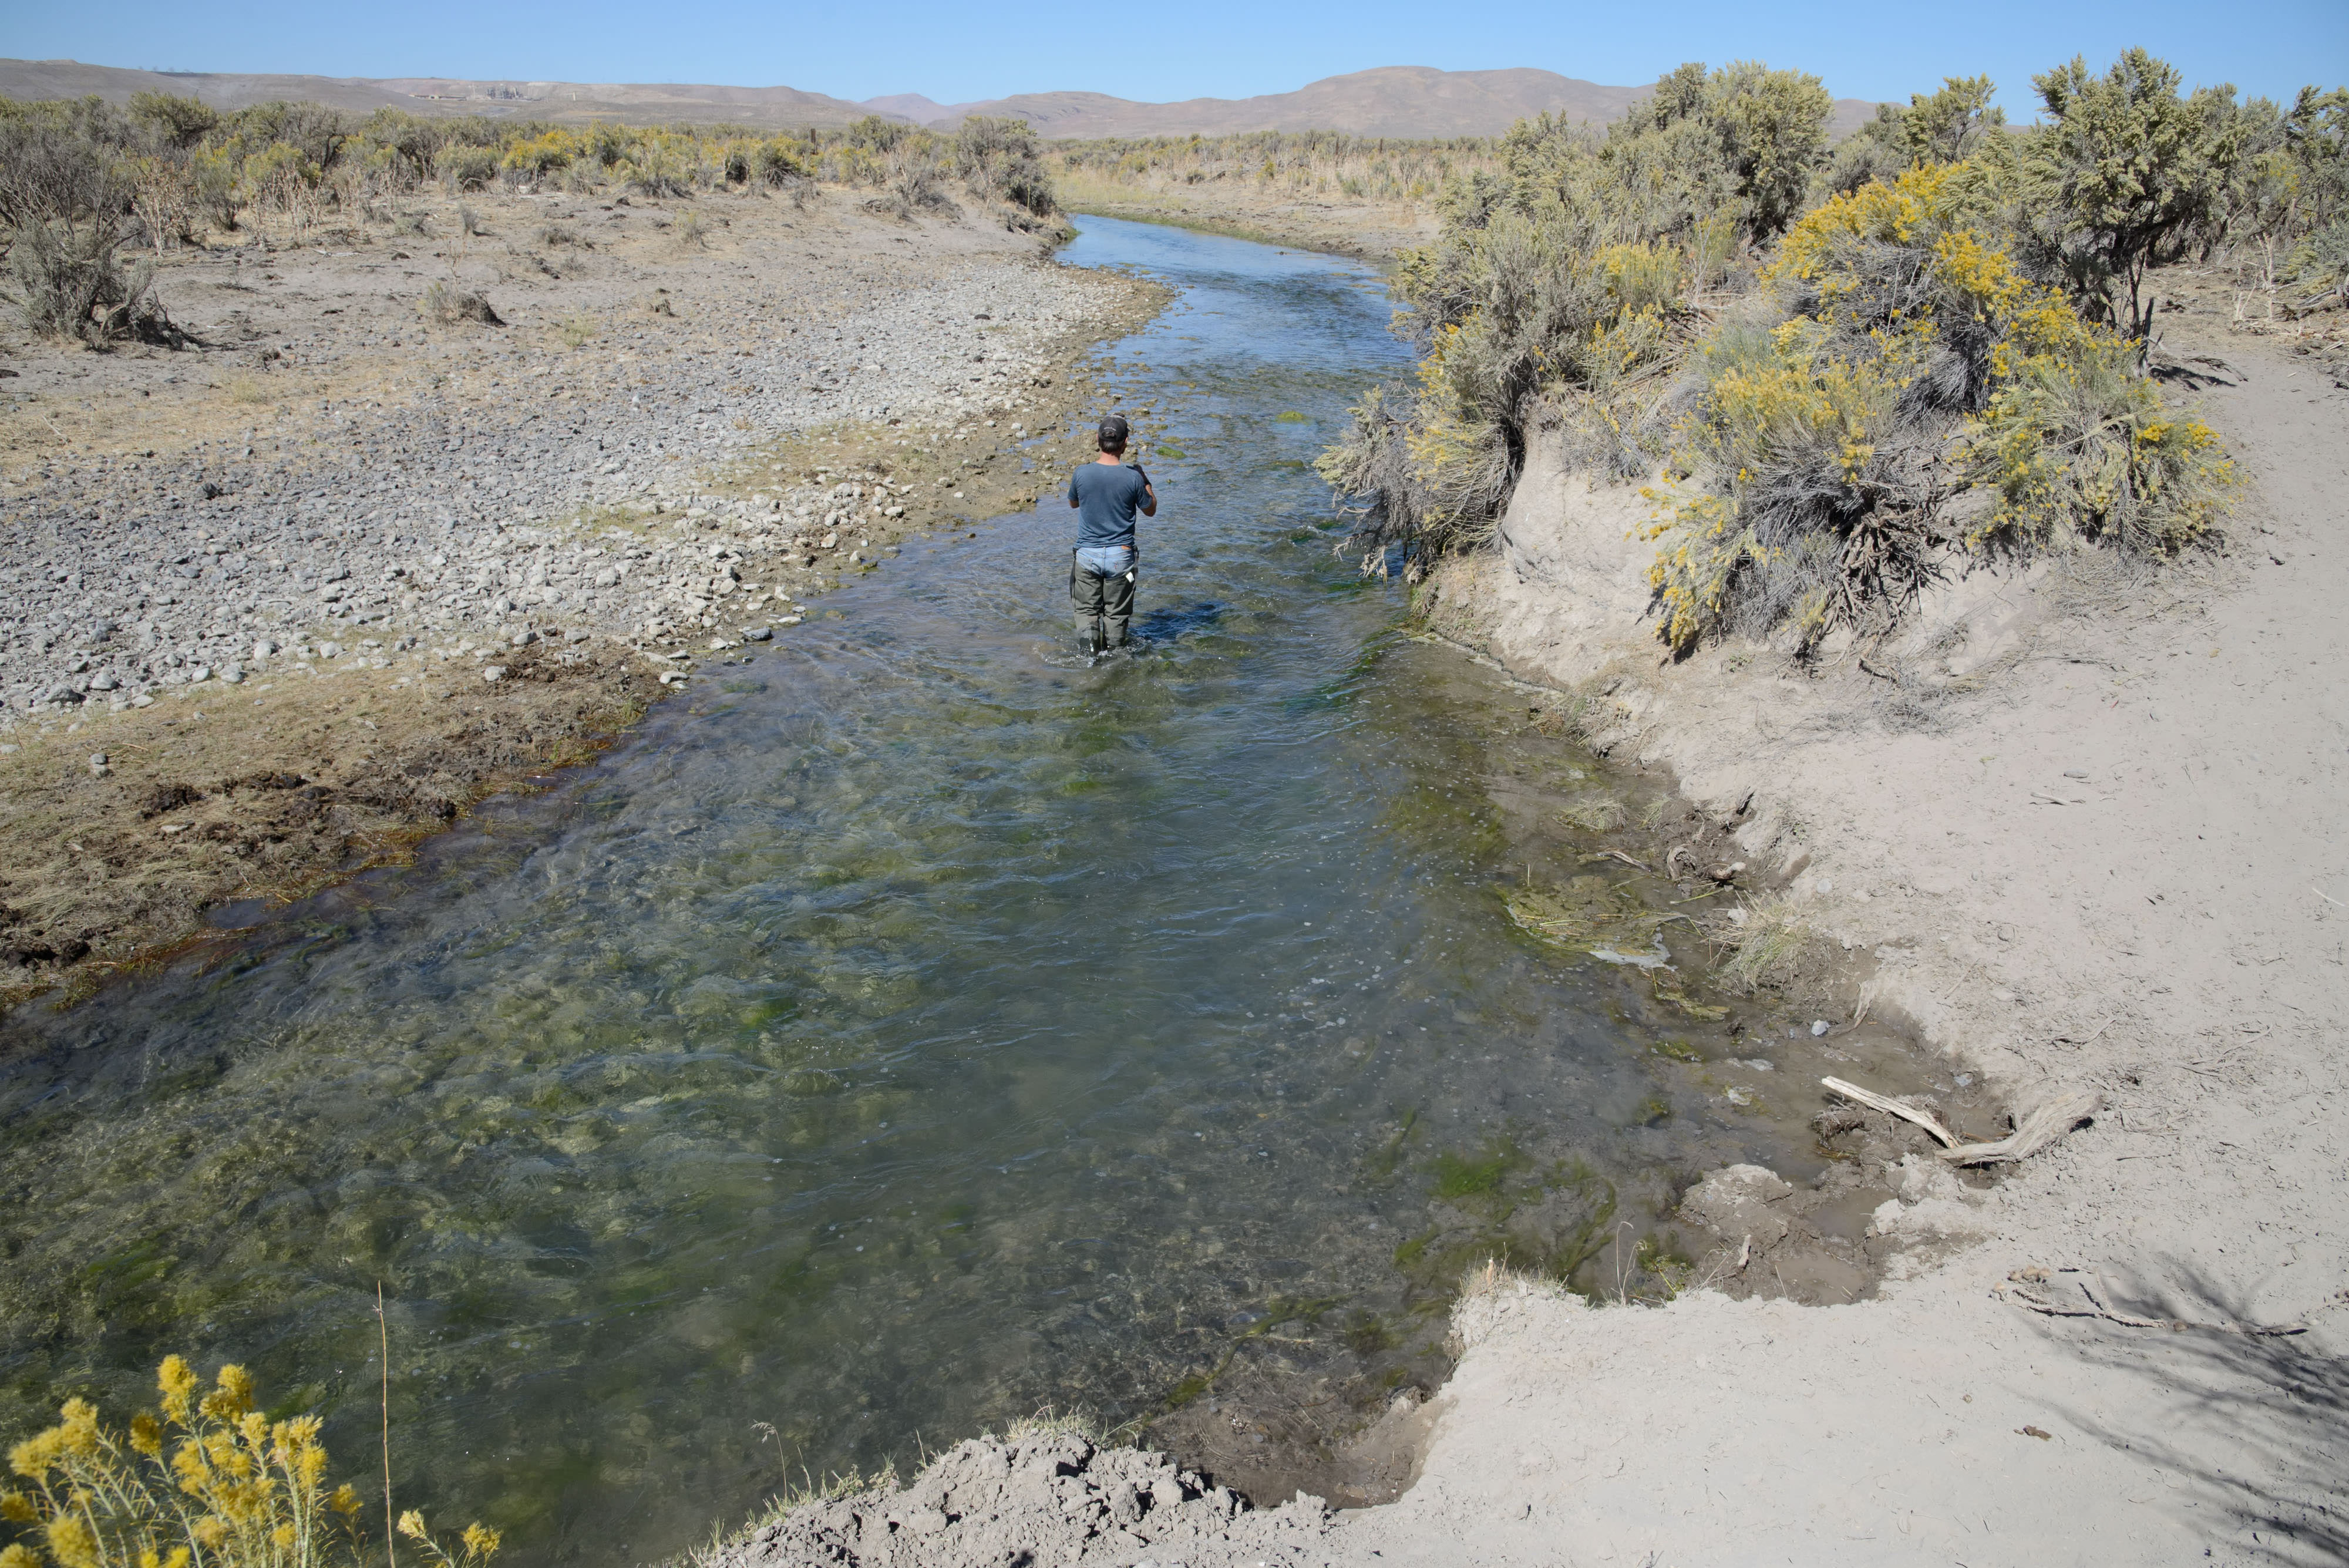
xmin=1313 ymin=54 xmax=2348 ymax=655
xmin=0 ymin=97 xmax=1066 ymax=348
xmin=1056 ymin=129 xmax=1504 ymax=204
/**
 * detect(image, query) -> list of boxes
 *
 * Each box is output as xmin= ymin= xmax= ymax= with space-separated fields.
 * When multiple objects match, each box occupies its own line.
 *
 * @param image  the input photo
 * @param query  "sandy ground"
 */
xmin=0 ymin=184 xmax=1163 ymax=1009
xmin=1337 ymin=303 xmax=2349 ymax=1564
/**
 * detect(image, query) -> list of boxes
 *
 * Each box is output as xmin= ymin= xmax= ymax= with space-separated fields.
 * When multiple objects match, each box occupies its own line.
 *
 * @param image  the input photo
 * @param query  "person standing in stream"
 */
xmin=1066 ymin=414 xmax=1156 ymax=654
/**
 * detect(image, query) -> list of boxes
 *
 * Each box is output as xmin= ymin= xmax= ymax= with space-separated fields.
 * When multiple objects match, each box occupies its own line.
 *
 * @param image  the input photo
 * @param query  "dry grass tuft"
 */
xmin=1714 ymin=894 xmax=1830 ymax=994
xmin=676 ymin=1462 xmax=898 ymax=1568
xmin=420 ymin=281 xmax=504 ymax=327
xmin=1456 ymin=1256 xmax=1561 ymax=1302
xmin=1556 ymin=795 xmax=1627 ymax=832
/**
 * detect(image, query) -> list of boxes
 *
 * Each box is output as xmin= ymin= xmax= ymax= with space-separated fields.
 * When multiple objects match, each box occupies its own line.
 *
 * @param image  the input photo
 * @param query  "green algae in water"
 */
xmin=0 ymin=217 xmax=1855 ymax=1566
xmin=1428 ymin=1138 xmax=1527 ymax=1204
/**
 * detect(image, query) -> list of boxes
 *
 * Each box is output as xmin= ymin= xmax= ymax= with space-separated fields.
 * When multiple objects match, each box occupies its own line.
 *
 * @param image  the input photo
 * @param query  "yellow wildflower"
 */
xmin=43 ymin=1516 xmax=99 ymax=1568
xmin=157 ymin=1360 xmax=197 ymax=1426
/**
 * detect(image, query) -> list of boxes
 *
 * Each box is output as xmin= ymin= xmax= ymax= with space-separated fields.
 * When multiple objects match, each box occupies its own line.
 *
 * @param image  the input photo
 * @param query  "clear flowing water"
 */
xmin=0 ymin=220 xmax=1916 ymax=1559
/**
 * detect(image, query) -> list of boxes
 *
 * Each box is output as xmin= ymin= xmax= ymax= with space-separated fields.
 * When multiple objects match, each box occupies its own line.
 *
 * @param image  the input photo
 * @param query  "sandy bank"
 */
xmin=1331 ymin=316 xmax=2349 ymax=1563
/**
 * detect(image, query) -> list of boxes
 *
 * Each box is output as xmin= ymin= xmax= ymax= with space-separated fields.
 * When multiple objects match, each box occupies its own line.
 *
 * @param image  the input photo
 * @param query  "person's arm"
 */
xmin=1133 ymin=465 xmax=1157 ymax=518
xmin=1067 ymin=470 xmax=1081 ymax=509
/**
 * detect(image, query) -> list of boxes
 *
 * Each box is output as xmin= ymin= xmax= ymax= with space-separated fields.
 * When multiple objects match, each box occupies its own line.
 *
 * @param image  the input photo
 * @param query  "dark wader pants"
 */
xmin=1071 ymin=550 xmax=1136 ymax=652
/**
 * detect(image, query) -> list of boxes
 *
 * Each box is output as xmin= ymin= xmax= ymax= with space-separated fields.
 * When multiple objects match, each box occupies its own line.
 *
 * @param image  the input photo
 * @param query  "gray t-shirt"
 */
xmin=1069 ymin=462 xmax=1150 ymax=549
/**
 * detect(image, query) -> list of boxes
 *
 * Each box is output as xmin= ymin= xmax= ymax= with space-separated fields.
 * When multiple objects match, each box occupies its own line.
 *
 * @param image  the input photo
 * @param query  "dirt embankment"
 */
xmin=0 ymin=642 xmax=649 ymax=1006
xmin=0 ymin=185 xmax=1165 ymax=1010
xmin=1328 ymin=298 xmax=2349 ymax=1563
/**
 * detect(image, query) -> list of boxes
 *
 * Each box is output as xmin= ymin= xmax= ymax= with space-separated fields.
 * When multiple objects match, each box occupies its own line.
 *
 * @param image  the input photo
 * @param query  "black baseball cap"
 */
xmin=1097 ymin=415 xmax=1130 ymax=449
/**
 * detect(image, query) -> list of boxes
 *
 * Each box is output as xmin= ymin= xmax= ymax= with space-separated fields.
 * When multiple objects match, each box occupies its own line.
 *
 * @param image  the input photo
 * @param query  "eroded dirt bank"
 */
xmin=0 ymin=187 xmax=1163 ymax=1008
xmin=1330 ymin=320 xmax=2349 ymax=1563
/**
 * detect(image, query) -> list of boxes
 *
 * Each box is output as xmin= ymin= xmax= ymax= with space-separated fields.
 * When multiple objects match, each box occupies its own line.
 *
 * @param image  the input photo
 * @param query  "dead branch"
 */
xmin=1820 ymin=1076 xmax=1957 ymax=1146
xmin=1940 ymin=1089 xmax=2101 ymax=1165
xmin=2003 ymin=1268 xmax=2343 ymax=1338
xmin=1821 ymin=1078 xmax=2101 ymax=1165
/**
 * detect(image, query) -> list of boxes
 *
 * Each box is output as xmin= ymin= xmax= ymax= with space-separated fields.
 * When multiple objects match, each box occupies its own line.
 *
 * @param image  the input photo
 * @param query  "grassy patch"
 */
xmin=1715 ymin=894 xmax=1829 ymax=994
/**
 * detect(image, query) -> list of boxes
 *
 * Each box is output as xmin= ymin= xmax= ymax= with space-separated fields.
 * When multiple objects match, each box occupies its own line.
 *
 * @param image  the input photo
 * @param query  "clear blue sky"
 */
xmin=4 ymin=0 xmax=2341 ymax=113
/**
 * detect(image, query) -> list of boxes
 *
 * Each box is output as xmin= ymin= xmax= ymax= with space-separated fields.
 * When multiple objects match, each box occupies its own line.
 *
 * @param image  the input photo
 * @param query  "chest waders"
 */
xmin=1071 ymin=548 xmax=1137 ymax=652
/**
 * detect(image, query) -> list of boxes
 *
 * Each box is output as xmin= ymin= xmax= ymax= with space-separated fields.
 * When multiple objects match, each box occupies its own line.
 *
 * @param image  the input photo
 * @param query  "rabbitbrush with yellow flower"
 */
xmin=2 ymin=1358 xmax=496 ymax=1568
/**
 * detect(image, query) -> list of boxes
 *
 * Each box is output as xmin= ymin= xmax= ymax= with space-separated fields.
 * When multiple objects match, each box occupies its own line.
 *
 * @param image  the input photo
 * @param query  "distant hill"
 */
xmin=911 ymin=66 xmax=1877 ymax=141
xmin=927 ymin=67 xmax=1649 ymax=139
xmin=1 ymin=58 xmax=1876 ymax=140
xmin=0 ymin=58 xmax=894 ymax=129
xmin=860 ymin=92 xmax=955 ymax=123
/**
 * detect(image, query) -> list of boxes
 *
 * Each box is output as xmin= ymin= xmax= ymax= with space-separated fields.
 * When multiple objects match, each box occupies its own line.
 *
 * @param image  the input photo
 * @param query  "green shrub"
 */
xmin=1645 ymin=164 xmax=2235 ymax=653
xmin=2284 ymin=216 xmax=2349 ymax=307
xmin=954 ymin=117 xmax=1055 ymax=217
xmin=439 ymin=146 xmax=498 ymax=191
xmin=1822 ymin=76 xmax=2005 ymax=198
xmin=189 ymin=149 xmax=240 ymax=231
xmin=499 ymin=130 xmax=572 ymax=177
xmin=754 ymin=137 xmax=807 ymax=186
xmin=1317 ymin=61 xmax=1834 ymax=553
xmin=2 ymin=217 xmax=180 ymax=346
xmin=126 ymin=92 xmax=217 ymax=150
xmin=2022 ymin=49 xmax=2247 ymax=345
xmin=624 ymin=136 xmax=694 ymax=198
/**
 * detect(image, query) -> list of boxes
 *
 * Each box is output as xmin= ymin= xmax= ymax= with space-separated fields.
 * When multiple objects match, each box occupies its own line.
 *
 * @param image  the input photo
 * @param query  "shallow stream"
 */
xmin=0 ymin=220 xmax=1926 ymax=1559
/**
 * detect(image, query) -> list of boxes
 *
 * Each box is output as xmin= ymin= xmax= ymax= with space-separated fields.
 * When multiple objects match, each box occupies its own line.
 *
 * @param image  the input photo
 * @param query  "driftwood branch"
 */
xmin=1941 ymin=1089 xmax=2102 ymax=1166
xmin=1820 ymin=1076 xmax=1957 ymax=1145
xmin=2004 ymin=1269 xmax=2338 ymax=1338
xmin=1820 ymin=1078 xmax=2101 ymax=1165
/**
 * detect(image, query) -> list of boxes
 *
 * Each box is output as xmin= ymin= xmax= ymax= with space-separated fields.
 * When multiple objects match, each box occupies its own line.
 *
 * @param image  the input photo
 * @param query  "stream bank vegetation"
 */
xmin=1047 ymin=130 xmax=1510 ymax=256
xmin=0 ymin=97 xmax=1065 ymax=348
xmin=1317 ymin=53 xmax=2349 ymax=656
xmin=1054 ymin=130 xmax=1500 ymax=220
xmin=1 ymin=1355 xmax=497 ymax=1568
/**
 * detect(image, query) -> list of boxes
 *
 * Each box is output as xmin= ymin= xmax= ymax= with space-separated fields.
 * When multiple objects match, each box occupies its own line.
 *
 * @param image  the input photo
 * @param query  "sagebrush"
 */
xmin=1315 ymin=51 xmax=2333 ymax=654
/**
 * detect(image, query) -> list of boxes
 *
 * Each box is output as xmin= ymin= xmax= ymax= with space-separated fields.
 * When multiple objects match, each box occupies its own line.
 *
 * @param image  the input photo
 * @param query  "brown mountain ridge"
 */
xmin=0 ymin=59 xmax=1875 ymax=139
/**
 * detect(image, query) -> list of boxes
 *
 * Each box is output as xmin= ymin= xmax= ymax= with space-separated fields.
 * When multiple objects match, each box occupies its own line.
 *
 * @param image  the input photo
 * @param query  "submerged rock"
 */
xmin=1681 ymin=1163 xmax=1795 ymax=1246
